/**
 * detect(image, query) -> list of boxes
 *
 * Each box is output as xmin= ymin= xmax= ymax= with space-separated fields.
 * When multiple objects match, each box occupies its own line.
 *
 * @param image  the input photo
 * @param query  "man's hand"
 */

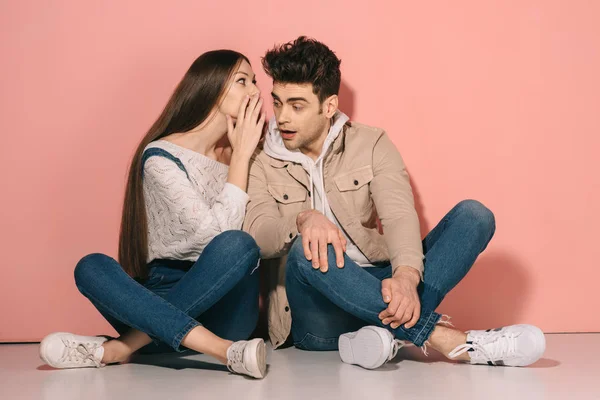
xmin=296 ymin=209 xmax=347 ymax=273
xmin=379 ymin=266 xmax=421 ymax=329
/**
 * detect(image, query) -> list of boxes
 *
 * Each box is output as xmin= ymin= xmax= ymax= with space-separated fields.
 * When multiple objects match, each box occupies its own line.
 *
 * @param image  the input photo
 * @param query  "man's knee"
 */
xmin=455 ymin=199 xmax=496 ymax=237
xmin=288 ymin=236 xmax=342 ymax=266
xmin=286 ymin=236 xmax=312 ymax=274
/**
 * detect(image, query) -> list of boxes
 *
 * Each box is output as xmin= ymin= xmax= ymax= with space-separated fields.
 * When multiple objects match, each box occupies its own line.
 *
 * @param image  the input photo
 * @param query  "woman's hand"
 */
xmin=226 ymin=93 xmax=266 ymax=160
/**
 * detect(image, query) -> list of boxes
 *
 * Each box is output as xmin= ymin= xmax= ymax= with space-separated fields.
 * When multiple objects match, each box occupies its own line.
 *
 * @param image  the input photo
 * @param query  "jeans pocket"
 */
xmin=294 ymin=332 xmax=339 ymax=351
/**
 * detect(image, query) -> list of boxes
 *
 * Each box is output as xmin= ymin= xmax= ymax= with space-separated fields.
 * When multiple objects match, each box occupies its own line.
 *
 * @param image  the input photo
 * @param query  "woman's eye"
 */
xmin=237 ymin=78 xmax=246 ymax=85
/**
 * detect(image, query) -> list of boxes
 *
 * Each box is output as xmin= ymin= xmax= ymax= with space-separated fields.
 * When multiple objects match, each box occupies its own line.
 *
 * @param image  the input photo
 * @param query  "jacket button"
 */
xmin=354 ymin=180 xmax=359 ymax=185
xmin=283 ymin=194 xmax=289 ymax=200
xmin=285 ymin=306 xmax=290 ymax=312
xmin=289 ymin=233 xmax=293 ymax=239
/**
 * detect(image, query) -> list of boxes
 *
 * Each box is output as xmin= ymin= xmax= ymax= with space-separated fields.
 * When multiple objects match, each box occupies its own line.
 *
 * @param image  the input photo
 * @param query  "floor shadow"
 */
xmin=129 ymin=352 xmax=272 ymax=378
xmin=388 ymin=345 xmax=447 ymax=365
xmin=128 ymin=351 xmax=228 ymax=372
xmin=528 ymin=358 xmax=561 ymax=368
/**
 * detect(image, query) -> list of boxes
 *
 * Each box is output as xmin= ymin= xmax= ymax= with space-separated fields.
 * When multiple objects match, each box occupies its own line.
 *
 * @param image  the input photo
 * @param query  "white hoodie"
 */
xmin=263 ymin=111 xmax=373 ymax=267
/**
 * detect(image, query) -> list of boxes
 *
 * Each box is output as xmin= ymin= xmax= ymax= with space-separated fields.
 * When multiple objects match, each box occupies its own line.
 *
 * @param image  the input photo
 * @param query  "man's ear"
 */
xmin=323 ymin=95 xmax=339 ymax=118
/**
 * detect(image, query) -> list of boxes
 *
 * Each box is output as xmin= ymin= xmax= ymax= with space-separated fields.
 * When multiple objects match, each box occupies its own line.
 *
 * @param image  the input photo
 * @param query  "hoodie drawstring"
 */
xmin=309 ymin=166 xmax=315 ymax=210
xmin=307 ymin=159 xmax=326 ymax=212
xmin=319 ymin=159 xmax=326 ymax=212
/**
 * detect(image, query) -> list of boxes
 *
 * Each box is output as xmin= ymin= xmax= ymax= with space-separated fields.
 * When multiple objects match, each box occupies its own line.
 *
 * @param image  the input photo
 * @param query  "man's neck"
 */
xmin=301 ymin=120 xmax=332 ymax=161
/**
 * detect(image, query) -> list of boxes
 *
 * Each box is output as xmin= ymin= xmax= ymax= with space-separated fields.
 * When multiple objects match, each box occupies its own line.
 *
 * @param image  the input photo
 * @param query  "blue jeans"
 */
xmin=74 ymin=231 xmax=260 ymax=353
xmin=286 ymin=200 xmax=496 ymax=350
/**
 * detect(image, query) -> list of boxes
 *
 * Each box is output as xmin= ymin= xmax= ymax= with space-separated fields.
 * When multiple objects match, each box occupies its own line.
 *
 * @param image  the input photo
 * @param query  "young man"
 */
xmin=244 ymin=36 xmax=545 ymax=369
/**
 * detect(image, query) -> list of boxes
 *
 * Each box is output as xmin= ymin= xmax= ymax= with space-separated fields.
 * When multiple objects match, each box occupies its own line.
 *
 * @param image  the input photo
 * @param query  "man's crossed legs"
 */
xmin=286 ymin=200 xmax=545 ymax=368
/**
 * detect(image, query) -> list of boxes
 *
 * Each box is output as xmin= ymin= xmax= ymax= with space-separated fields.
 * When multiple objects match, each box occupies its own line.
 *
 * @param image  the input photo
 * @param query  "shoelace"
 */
xmin=388 ymin=339 xmax=406 ymax=361
xmin=227 ymin=344 xmax=244 ymax=374
xmin=448 ymin=330 xmax=519 ymax=365
xmin=60 ymin=339 xmax=102 ymax=367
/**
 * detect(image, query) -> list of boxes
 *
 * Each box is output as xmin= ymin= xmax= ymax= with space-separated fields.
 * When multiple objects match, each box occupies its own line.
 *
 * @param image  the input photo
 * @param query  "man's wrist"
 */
xmin=296 ymin=209 xmax=313 ymax=230
xmin=392 ymin=266 xmax=421 ymax=286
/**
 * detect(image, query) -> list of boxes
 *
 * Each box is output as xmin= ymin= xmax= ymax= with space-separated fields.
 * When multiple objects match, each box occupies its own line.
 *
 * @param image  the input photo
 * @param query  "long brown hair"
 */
xmin=118 ymin=50 xmax=249 ymax=279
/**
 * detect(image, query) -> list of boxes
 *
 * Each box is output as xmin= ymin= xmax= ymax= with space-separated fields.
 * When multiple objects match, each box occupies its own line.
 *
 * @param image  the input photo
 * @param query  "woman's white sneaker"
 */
xmin=39 ymin=332 xmax=107 ymax=369
xmin=226 ymin=338 xmax=267 ymax=379
xmin=338 ymin=326 xmax=404 ymax=369
xmin=448 ymin=324 xmax=546 ymax=367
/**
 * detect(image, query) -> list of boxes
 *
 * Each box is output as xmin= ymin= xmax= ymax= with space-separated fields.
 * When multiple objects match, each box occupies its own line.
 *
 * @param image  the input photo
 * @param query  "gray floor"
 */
xmin=1 ymin=333 xmax=598 ymax=400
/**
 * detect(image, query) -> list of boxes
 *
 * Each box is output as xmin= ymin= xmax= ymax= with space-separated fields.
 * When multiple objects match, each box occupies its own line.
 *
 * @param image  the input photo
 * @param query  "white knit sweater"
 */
xmin=142 ymin=140 xmax=249 ymax=262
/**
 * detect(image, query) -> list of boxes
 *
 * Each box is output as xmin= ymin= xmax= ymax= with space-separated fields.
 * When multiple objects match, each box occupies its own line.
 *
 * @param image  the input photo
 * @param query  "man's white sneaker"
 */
xmin=338 ymin=326 xmax=404 ymax=370
xmin=448 ymin=324 xmax=546 ymax=367
xmin=226 ymin=338 xmax=267 ymax=379
xmin=39 ymin=332 xmax=107 ymax=369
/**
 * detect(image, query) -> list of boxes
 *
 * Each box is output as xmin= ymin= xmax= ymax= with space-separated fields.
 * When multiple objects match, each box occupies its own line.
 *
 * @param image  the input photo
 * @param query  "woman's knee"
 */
xmin=73 ymin=253 xmax=116 ymax=290
xmin=210 ymin=231 xmax=260 ymax=268
xmin=211 ymin=230 xmax=258 ymax=253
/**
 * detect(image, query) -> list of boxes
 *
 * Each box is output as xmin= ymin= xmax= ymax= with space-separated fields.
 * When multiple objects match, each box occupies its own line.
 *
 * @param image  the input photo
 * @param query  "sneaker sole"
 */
xmin=243 ymin=339 xmax=267 ymax=379
xmin=339 ymin=327 xmax=391 ymax=370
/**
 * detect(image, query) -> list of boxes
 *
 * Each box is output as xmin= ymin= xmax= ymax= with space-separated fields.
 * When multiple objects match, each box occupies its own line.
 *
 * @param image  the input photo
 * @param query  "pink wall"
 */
xmin=1 ymin=1 xmax=598 ymax=341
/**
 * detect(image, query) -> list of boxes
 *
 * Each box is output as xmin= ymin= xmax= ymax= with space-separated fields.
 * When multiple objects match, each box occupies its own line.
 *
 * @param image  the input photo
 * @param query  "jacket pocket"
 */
xmin=332 ymin=166 xmax=375 ymax=219
xmin=333 ymin=165 xmax=374 ymax=192
xmin=267 ymin=184 xmax=307 ymax=204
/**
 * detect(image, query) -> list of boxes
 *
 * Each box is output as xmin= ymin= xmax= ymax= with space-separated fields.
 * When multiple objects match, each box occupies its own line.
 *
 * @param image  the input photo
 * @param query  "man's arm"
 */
xmin=369 ymin=131 xmax=425 ymax=279
xmin=369 ymin=131 xmax=425 ymax=329
xmin=243 ymin=156 xmax=299 ymax=259
xmin=243 ymin=155 xmax=347 ymax=270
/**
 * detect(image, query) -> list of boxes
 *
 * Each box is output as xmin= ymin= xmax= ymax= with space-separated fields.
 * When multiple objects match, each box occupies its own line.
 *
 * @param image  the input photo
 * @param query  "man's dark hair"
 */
xmin=262 ymin=36 xmax=341 ymax=103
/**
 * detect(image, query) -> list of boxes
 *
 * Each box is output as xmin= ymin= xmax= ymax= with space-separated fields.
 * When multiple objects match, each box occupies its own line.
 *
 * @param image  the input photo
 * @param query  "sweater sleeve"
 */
xmin=143 ymin=156 xmax=249 ymax=256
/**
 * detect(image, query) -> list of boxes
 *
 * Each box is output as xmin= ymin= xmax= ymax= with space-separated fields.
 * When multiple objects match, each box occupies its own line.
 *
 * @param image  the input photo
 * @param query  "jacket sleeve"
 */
xmin=243 ymin=156 xmax=299 ymax=258
xmin=369 ymin=132 xmax=425 ymax=278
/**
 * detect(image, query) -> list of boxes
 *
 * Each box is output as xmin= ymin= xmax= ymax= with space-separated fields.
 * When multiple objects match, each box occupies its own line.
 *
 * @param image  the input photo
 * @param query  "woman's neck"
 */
xmin=163 ymin=113 xmax=231 ymax=163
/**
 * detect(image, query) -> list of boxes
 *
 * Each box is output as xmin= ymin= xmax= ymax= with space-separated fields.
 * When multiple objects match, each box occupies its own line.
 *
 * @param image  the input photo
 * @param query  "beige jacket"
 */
xmin=243 ymin=120 xmax=424 ymax=348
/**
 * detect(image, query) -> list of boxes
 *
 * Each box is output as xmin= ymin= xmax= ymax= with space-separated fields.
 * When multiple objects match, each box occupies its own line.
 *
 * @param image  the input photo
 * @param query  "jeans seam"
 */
xmin=412 ymin=311 xmax=441 ymax=346
xmin=77 ymin=283 xmax=198 ymax=350
xmin=172 ymin=320 xmax=200 ymax=351
xmin=295 ymin=331 xmax=338 ymax=350
xmin=180 ymin=247 xmax=258 ymax=316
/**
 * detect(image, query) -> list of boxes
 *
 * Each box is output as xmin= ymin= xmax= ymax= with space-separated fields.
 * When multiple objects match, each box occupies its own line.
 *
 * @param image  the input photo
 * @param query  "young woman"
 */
xmin=39 ymin=50 xmax=268 ymax=379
